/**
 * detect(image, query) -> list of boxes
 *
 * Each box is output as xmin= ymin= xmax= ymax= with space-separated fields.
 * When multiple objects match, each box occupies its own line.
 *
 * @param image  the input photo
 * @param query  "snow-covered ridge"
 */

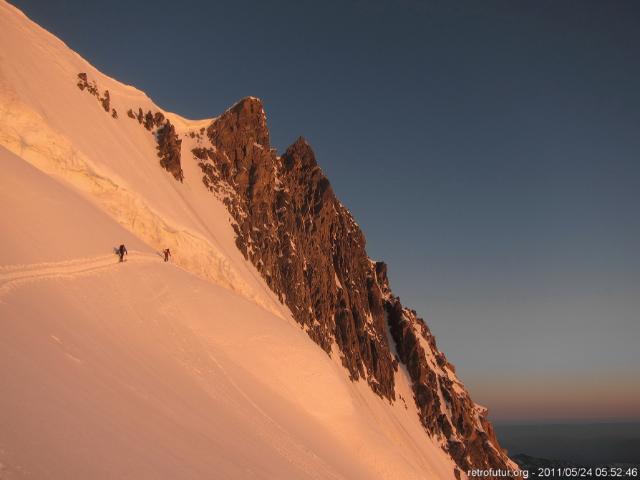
xmin=0 ymin=96 xmax=282 ymax=316
xmin=0 ymin=0 xmax=288 ymax=318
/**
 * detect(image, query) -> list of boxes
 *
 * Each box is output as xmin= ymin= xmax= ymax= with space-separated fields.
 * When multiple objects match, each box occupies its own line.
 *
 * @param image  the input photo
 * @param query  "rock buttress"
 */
xmin=157 ymin=120 xmax=183 ymax=182
xmin=200 ymin=97 xmax=396 ymax=398
xmin=194 ymin=97 xmax=514 ymax=476
xmin=378 ymin=262 xmax=514 ymax=476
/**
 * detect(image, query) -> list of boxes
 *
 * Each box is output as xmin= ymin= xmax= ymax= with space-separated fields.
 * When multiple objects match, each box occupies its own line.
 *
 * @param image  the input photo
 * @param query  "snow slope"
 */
xmin=0 ymin=1 xmax=462 ymax=478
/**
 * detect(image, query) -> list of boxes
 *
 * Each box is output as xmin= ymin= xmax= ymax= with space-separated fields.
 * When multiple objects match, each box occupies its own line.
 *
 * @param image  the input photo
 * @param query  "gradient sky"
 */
xmin=12 ymin=0 xmax=640 ymax=421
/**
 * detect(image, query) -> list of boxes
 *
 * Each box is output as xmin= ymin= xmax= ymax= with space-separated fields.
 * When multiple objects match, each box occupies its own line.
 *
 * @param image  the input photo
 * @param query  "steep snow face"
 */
xmin=0 ymin=0 xmax=284 ymax=318
xmin=0 ymin=2 xmax=465 ymax=479
xmin=0 ymin=146 xmax=457 ymax=480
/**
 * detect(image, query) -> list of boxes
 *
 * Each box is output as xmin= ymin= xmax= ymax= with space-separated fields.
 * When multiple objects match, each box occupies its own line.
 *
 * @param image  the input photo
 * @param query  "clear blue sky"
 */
xmin=13 ymin=0 xmax=640 ymax=420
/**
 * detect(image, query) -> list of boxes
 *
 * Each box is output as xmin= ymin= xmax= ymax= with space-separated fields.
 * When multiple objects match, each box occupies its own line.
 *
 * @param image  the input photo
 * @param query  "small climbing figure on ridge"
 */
xmin=118 ymin=244 xmax=127 ymax=263
xmin=163 ymin=248 xmax=171 ymax=262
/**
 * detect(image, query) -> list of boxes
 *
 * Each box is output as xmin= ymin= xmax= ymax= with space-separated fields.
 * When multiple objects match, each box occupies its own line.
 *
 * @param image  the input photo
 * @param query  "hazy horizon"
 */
xmin=10 ymin=0 xmax=640 ymax=421
xmin=494 ymin=421 xmax=640 ymax=464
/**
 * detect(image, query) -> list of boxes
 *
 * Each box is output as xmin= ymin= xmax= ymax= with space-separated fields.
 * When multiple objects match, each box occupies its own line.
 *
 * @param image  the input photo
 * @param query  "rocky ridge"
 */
xmin=186 ymin=97 xmax=515 ymax=476
xmin=75 ymin=72 xmax=513 ymax=474
xmin=77 ymin=73 xmax=183 ymax=181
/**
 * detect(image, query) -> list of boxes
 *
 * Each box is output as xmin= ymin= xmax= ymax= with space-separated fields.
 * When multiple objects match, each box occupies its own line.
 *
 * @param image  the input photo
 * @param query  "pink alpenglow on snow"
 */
xmin=0 ymin=1 xmax=516 ymax=479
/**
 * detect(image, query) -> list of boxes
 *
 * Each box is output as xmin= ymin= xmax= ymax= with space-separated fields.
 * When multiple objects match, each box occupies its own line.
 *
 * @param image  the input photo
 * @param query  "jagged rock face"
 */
xmin=199 ymin=98 xmax=397 ymax=398
xmin=193 ymin=97 xmax=513 ymax=475
xmin=382 ymin=268 xmax=512 ymax=474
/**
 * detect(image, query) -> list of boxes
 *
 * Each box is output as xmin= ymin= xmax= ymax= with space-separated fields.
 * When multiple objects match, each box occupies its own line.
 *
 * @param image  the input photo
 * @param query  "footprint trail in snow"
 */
xmin=0 ymin=251 xmax=162 ymax=296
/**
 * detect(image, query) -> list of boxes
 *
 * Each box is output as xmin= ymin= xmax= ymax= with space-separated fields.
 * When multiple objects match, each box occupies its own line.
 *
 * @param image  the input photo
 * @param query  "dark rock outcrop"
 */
xmin=76 ymin=73 xmax=115 ymax=120
xmin=75 ymin=73 xmax=183 ymax=182
xmin=157 ymin=120 xmax=183 ymax=182
xmin=76 ymin=72 xmax=98 ymax=96
xmin=144 ymin=110 xmax=155 ymax=131
xmin=190 ymin=96 xmax=514 ymax=476
xmin=101 ymin=90 xmax=110 ymax=112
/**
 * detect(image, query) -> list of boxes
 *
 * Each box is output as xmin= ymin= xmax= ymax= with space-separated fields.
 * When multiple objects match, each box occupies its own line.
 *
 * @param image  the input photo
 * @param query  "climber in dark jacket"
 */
xmin=118 ymin=244 xmax=127 ymax=262
xmin=163 ymin=248 xmax=171 ymax=262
